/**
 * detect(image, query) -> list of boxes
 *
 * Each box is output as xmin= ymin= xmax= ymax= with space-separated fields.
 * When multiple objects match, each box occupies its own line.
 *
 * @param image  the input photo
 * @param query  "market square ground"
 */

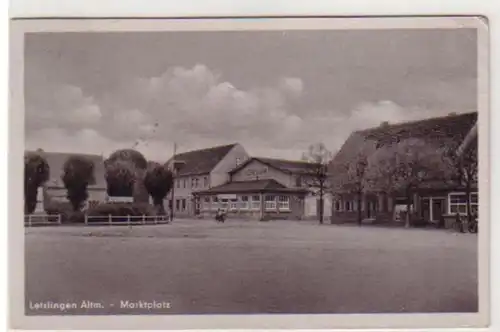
xmin=25 ymin=219 xmax=478 ymax=315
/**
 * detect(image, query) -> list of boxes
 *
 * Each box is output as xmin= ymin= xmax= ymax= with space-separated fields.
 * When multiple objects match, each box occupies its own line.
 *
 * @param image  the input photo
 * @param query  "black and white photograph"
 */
xmin=9 ymin=17 xmax=489 ymax=329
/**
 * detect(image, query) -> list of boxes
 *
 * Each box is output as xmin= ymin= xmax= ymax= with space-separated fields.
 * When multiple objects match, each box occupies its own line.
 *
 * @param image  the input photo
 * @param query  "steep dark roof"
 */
xmin=229 ymin=157 xmax=318 ymax=175
xmin=329 ymin=112 xmax=478 ymax=191
xmin=357 ymin=112 xmax=477 ymax=147
xmin=172 ymin=143 xmax=237 ymax=176
xmin=196 ymin=179 xmax=308 ymax=194
xmin=26 ymin=150 xmax=106 ymax=189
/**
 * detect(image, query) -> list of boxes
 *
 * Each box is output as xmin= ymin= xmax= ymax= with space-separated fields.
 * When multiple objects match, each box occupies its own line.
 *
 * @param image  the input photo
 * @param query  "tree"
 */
xmin=106 ymin=149 xmax=149 ymax=202
xmin=443 ymin=133 xmax=478 ymax=225
xmin=302 ymin=143 xmax=334 ymax=224
xmin=365 ymin=138 xmax=447 ymax=228
xmin=144 ymin=161 xmax=174 ymax=215
xmin=61 ymin=156 xmax=96 ymax=211
xmin=104 ymin=159 xmax=136 ymax=197
xmin=24 ymin=151 xmax=50 ymax=214
xmin=330 ymin=139 xmax=377 ymax=225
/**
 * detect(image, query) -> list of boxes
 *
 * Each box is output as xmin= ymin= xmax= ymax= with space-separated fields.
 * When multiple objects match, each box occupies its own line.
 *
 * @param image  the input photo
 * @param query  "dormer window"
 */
xmin=236 ymin=158 xmax=241 ymax=166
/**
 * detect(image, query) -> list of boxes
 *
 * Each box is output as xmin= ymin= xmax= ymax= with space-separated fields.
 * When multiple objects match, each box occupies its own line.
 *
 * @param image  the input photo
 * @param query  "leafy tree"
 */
xmin=106 ymin=149 xmax=149 ymax=202
xmin=302 ymin=143 xmax=334 ymax=224
xmin=24 ymin=151 xmax=50 ymax=214
xmin=61 ymin=155 xmax=96 ymax=211
xmin=443 ymin=126 xmax=478 ymax=224
xmin=365 ymin=138 xmax=447 ymax=227
xmin=144 ymin=161 xmax=174 ymax=215
xmin=104 ymin=159 xmax=136 ymax=197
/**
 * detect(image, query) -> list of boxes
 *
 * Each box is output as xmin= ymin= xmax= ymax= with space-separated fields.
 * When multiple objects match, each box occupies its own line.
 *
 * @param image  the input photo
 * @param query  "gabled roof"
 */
xmin=357 ymin=112 xmax=477 ymax=147
xmin=229 ymin=157 xmax=318 ymax=175
xmin=195 ymin=179 xmax=308 ymax=195
xmin=329 ymin=112 xmax=478 ymax=191
xmin=171 ymin=143 xmax=238 ymax=176
xmin=26 ymin=150 xmax=106 ymax=189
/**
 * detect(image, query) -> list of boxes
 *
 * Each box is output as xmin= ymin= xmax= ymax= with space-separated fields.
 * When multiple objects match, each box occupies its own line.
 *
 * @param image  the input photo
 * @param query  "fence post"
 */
xmin=84 ymin=214 xmax=88 ymax=225
xmin=127 ymin=215 xmax=131 ymax=226
xmin=28 ymin=215 xmax=32 ymax=227
xmin=58 ymin=214 xmax=62 ymax=225
xmin=142 ymin=215 xmax=146 ymax=225
xmin=108 ymin=214 xmax=112 ymax=225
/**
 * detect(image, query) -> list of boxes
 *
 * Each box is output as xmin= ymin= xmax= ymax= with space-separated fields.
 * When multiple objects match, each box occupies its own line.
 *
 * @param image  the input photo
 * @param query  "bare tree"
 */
xmin=365 ymin=138 xmax=446 ymax=228
xmin=302 ymin=143 xmax=334 ymax=224
xmin=330 ymin=140 xmax=377 ymax=225
xmin=443 ymin=134 xmax=478 ymax=224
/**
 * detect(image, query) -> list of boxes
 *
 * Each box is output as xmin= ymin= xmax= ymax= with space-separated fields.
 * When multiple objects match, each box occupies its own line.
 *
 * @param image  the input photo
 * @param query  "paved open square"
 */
xmin=25 ymin=219 xmax=478 ymax=315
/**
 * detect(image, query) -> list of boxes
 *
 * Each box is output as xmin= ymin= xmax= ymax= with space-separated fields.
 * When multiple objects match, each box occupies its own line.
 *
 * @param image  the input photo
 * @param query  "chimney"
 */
xmin=380 ymin=121 xmax=389 ymax=127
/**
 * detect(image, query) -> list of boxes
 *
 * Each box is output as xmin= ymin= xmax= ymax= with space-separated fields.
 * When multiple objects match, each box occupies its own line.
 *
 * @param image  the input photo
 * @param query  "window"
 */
xmin=203 ymin=176 xmax=209 ymax=188
xmin=204 ymin=197 xmax=210 ymax=203
xmin=449 ymin=193 xmax=478 ymax=215
xmin=176 ymin=179 xmax=180 ymax=189
xmin=345 ymin=201 xmax=352 ymax=212
xmin=240 ymin=195 xmax=249 ymax=209
xmin=334 ymin=200 xmax=341 ymax=212
xmin=211 ymin=197 xmax=219 ymax=210
xmin=278 ymin=196 xmax=290 ymax=210
xmin=251 ymin=195 xmax=261 ymax=210
xmin=220 ymin=198 xmax=229 ymax=210
xmin=191 ymin=178 xmax=195 ymax=188
xmin=236 ymin=158 xmax=241 ymax=166
xmin=229 ymin=199 xmax=238 ymax=210
xmin=183 ymin=179 xmax=186 ymax=188
xmin=265 ymin=195 xmax=276 ymax=210
xmin=175 ymin=199 xmax=180 ymax=211
xmin=182 ymin=199 xmax=186 ymax=211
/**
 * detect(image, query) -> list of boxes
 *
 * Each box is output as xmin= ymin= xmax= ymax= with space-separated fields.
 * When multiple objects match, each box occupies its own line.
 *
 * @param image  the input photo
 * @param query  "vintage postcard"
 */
xmin=9 ymin=17 xmax=489 ymax=330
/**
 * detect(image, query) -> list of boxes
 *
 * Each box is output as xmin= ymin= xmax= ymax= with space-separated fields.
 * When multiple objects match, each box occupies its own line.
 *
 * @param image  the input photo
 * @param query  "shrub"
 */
xmin=85 ymin=202 xmax=155 ymax=223
xmin=44 ymin=201 xmax=82 ymax=223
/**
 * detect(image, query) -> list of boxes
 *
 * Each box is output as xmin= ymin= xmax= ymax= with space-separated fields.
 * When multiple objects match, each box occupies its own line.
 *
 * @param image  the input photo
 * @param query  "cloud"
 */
xmin=26 ymin=83 xmax=102 ymax=131
xmin=25 ymin=64 xmax=469 ymax=161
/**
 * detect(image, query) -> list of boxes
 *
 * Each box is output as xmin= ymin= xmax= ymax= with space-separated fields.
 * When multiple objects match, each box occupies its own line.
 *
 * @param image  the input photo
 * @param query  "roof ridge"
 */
xmin=355 ymin=111 xmax=478 ymax=135
xmin=175 ymin=143 xmax=238 ymax=156
xmin=255 ymin=156 xmax=312 ymax=164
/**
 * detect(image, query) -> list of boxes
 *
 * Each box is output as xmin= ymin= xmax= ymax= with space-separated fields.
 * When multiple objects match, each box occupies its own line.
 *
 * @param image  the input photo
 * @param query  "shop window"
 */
xmin=251 ymin=195 xmax=261 ymax=210
xmin=240 ymin=195 xmax=249 ymax=209
xmin=278 ymin=196 xmax=290 ymax=210
xmin=265 ymin=195 xmax=276 ymax=210
xmin=449 ymin=193 xmax=478 ymax=215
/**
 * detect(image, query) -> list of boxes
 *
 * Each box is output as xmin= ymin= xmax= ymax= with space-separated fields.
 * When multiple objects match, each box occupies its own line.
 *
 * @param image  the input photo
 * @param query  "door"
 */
xmin=432 ymin=198 xmax=445 ymax=222
xmin=421 ymin=198 xmax=431 ymax=221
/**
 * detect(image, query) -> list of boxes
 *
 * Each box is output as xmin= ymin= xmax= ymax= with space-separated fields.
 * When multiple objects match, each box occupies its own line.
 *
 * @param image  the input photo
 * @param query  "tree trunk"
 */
xmin=465 ymin=181 xmax=472 ymax=225
xmin=153 ymin=197 xmax=166 ymax=215
xmin=357 ymin=191 xmax=363 ymax=225
xmin=318 ymin=185 xmax=324 ymax=224
xmin=405 ymin=188 xmax=411 ymax=228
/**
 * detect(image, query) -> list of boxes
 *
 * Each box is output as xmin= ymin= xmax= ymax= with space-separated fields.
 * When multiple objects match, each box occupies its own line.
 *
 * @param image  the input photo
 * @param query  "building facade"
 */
xmin=195 ymin=157 xmax=332 ymax=221
xmin=165 ymin=143 xmax=250 ymax=217
xmin=329 ymin=112 xmax=478 ymax=226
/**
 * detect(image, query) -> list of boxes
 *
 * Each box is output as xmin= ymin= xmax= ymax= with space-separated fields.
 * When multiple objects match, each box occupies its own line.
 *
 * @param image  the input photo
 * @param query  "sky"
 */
xmin=24 ymin=28 xmax=477 ymax=161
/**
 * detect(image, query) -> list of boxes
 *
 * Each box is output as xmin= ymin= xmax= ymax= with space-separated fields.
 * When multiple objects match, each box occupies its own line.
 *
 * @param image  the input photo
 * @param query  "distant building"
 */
xmin=165 ymin=143 xmax=250 ymax=217
xmin=27 ymin=151 xmax=107 ymax=212
xmin=195 ymin=157 xmax=332 ymax=220
xmin=328 ymin=112 xmax=478 ymax=226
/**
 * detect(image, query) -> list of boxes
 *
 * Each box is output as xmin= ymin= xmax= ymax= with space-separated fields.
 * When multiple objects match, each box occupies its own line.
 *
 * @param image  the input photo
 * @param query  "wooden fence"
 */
xmin=24 ymin=214 xmax=62 ymax=227
xmin=24 ymin=214 xmax=170 ymax=227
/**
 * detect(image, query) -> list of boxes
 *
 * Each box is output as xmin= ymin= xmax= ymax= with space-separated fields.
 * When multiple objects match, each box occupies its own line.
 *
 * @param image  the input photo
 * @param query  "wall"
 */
xmin=304 ymin=193 xmax=333 ymax=219
xmin=230 ymin=159 xmax=292 ymax=187
xmin=211 ymin=144 xmax=250 ymax=187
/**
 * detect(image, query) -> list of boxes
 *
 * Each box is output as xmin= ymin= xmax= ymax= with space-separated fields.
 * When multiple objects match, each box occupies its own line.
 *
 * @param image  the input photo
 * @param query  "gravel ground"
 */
xmin=25 ymin=219 xmax=478 ymax=315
